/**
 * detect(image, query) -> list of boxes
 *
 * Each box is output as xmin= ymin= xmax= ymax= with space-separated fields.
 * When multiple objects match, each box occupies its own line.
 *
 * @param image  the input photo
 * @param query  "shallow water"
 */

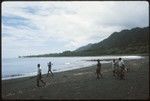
xmin=2 ymin=55 xmax=143 ymax=80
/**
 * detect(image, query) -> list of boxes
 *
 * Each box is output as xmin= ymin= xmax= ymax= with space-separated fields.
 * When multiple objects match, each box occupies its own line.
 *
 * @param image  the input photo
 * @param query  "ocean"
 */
xmin=2 ymin=55 xmax=144 ymax=80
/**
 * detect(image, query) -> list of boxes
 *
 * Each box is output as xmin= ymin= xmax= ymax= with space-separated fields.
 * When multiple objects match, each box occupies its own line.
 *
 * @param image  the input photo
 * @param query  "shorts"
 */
xmin=96 ymin=68 xmax=101 ymax=74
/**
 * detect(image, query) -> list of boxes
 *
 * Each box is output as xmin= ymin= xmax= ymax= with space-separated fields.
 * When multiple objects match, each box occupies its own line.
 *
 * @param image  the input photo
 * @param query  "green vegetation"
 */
xmin=22 ymin=27 xmax=149 ymax=58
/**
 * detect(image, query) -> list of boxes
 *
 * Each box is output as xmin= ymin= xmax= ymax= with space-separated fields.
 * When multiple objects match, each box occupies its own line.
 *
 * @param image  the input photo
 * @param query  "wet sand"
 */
xmin=2 ymin=56 xmax=149 ymax=99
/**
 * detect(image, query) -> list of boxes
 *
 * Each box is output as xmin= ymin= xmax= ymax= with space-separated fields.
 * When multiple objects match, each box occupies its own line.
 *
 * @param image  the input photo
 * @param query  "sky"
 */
xmin=2 ymin=1 xmax=149 ymax=58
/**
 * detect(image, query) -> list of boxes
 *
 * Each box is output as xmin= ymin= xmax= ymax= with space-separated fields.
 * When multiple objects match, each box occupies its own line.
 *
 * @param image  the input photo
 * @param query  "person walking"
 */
xmin=37 ymin=64 xmax=46 ymax=87
xmin=112 ymin=59 xmax=118 ymax=78
xmin=118 ymin=58 xmax=127 ymax=80
xmin=96 ymin=59 xmax=103 ymax=79
xmin=47 ymin=61 xmax=54 ymax=77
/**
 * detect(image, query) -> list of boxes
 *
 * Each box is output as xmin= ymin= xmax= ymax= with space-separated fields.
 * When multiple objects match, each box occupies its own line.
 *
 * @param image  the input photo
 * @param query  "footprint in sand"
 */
xmin=76 ymin=92 xmax=81 ymax=95
xmin=32 ymin=88 xmax=36 ymax=91
xmin=75 ymin=86 xmax=80 ymax=89
xmin=45 ymin=83 xmax=51 ymax=87
xmin=128 ymin=86 xmax=134 ymax=94
xmin=6 ymin=92 xmax=15 ymax=96
xmin=18 ymin=90 xmax=23 ymax=94
xmin=40 ymin=83 xmax=50 ymax=88
xmin=29 ymin=86 xmax=43 ymax=92
xmin=32 ymin=83 xmax=51 ymax=89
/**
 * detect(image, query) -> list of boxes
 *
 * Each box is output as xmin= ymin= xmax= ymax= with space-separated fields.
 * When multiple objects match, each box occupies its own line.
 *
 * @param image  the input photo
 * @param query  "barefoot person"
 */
xmin=112 ymin=59 xmax=117 ymax=78
xmin=118 ymin=58 xmax=127 ymax=80
xmin=96 ymin=59 xmax=103 ymax=79
xmin=37 ymin=64 xmax=46 ymax=87
xmin=47 ymin=61 xmax=54 ymax=77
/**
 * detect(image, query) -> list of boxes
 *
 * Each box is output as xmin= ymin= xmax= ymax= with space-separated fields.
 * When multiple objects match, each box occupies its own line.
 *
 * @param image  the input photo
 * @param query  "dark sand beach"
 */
xmin=2 ymin=56 xmax=149 ymax=100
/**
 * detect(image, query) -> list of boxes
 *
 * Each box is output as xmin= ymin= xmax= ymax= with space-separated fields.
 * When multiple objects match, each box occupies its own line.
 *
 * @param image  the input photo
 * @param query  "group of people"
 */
xmin=37 ymin=62 xmax=54 ymax=87
xmin=112 ymin=58 xmax=128 ymax=80
xmin=96 ymin=58 xmax=127 ymax=80
xmin=37 ymin=58 xmax=127 ymax=87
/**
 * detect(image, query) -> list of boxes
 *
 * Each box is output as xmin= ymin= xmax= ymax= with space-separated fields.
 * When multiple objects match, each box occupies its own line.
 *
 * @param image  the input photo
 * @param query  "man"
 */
xmin=112 ymin=59 xmax=118 ymax=77
xmin=118 ymin=58 xmax=127 ymax=80
xmin=96 ymin=59 xmax=103 ymax=79
xmin=47 ymin=62 xmax=54 ymax=77
xmin=37 ymin=64 xmax=46 ymax=87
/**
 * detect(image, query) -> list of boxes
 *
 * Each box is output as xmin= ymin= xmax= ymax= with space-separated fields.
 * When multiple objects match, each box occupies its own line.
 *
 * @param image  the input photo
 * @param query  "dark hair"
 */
xmin=37 ymin=64 xmax=40 ymax=67
xmin=119 ymin=58 xmax=122 ymax=60
xmin=97 ymin=59 xmax=100 ymax=64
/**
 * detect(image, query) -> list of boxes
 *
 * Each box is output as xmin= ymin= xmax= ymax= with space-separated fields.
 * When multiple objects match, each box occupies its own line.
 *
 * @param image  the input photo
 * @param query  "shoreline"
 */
xmin=2 ymin=56 xmax=149 ymax=99
xmin=2 ymin=55 xmax=145 ymax=81
xmin=2 ymin=63 xmax=100 ymax=81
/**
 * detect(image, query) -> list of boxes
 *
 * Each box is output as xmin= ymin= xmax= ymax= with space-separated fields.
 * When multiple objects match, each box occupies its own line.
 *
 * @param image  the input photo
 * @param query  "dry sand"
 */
xmin=2 ymin=56 xmax=149 ymax=100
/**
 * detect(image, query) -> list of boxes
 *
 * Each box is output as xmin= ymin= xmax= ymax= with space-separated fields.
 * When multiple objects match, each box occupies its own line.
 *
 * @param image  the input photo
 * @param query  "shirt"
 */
xmin=97 ymin=62 xmax=101 ymax=67
xmin=118 ymin=60 xmax=125 ymax=67
xmin=112 ymin=61 xmax=117 ymax=70
xmin=38 ymin=68 xmax=41 ymax=75
xmin=48 ymin=62 xmax=51 ymax=65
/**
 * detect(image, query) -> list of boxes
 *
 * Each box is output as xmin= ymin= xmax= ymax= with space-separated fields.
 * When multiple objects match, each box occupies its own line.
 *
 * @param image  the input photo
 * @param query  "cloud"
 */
xmin=2 ymin=1 xmax=149 ymax=58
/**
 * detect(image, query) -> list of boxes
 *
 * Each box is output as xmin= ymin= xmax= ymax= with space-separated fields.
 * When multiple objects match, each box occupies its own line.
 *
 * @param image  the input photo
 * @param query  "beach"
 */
xmin=2 ymin=56 xmax=149 ymax=99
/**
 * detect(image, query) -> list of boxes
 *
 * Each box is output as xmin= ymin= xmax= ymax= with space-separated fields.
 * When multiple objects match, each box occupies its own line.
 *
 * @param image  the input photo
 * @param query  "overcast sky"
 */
xmin=2 ymin=1 xmax=149 ymax=58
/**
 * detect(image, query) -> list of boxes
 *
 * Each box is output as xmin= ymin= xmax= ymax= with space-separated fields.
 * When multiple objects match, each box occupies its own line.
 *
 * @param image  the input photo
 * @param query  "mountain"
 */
xmin=75 ymin=43 xmax=93 ymax=52
xmin=74 ymin=27 xmax=149 ymax=55
xmin=23 ymin=27 xmax=149 ymax=58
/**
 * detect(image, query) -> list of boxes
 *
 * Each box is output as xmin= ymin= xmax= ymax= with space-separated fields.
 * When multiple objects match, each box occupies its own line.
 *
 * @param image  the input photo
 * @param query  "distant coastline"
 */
xmin=21 ymin=27 xmax=149 ymax=58
xmin=20 ymin=53 xmax=149 ymax=58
